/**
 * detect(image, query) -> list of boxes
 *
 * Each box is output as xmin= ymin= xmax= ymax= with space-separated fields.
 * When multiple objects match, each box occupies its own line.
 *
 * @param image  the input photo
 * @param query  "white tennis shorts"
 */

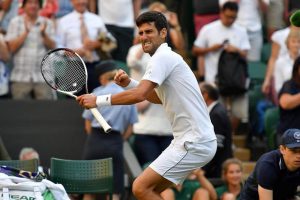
xmin=149 ymin=139 xmax=217 ymax=185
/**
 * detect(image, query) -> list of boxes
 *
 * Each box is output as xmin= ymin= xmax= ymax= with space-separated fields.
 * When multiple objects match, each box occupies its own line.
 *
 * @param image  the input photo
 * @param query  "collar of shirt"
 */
xmin=207 ymin=101 xmax=218 ymax=113
xmin=152 ymin=43 xmax=170 ymax=56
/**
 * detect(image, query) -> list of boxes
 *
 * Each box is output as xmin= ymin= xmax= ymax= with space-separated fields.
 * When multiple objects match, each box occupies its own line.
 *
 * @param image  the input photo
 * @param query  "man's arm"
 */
xmin=77 ymin=80 xmax=161 ymax=108
xmin=258 ymin=185 xmax=273 ymax=200
xmin=279 ymin=93 xmax=300 ymax=110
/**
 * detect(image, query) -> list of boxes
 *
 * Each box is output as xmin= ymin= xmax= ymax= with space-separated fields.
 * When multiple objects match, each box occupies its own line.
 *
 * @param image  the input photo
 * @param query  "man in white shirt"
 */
xmin=56 ymin=0 xmax=108 ymax=92
xmin=192 ymin=1 xmax=250 ymax=134
xmin=77 ymin=11 xmax=217 ymax=200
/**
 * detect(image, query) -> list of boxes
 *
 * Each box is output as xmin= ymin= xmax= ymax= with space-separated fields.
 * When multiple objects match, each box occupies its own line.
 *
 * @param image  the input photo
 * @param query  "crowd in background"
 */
xmin=1 ymin=0 xmax=300 ymax=199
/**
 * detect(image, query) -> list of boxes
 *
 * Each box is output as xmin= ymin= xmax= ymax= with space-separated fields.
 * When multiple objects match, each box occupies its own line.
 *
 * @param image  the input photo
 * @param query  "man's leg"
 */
xmin=132 ymin=167 xmax=174 ymax=200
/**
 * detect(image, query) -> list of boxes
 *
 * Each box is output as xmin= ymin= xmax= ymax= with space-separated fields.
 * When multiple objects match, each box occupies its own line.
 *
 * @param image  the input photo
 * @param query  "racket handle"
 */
xmin=90 ymin=108 xmax=112 ymax=133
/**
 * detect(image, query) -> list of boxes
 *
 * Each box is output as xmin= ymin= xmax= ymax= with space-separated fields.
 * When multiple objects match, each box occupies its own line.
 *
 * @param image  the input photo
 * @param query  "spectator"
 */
xmin=56 ymin=0 xmax=108 ymax=92
xmin=88 ymin=0 xmax=142 ymax=62
xmin=220 ymin=0 xmax=268 ymax=62
xmin=5 ymin=0 xmax=56 ymax=100
xmin=200 ymin=82 xmax=233 ymax=178
xmin=240 ymin=129 xmax=300 ymax=200
xmin=126 ymin=39 xmax=173 ymax=167
xmin=193 ymin=158 xmax=243 ymax=200
xmin=192 ymin=1 xmax=250 ymax=134
xmin=277 ymin=56 xmax=300 ymax=138
xmin=19 ymin=147 xmax=44 ymax=173
xmin=274 ymin=28 xmax=300 ymax=94
xmin=262 ymin=20 xmax=300 ymax=100
xmin=82 ymin=60 xmax=138 ymax=200
xmin=0 ymin=32 xmax=10 ymax=98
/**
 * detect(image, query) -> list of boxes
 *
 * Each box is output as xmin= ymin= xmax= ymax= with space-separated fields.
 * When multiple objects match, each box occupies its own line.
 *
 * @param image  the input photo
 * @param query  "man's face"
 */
xmin=220 ymin=9 xmax=237 ymax=27
xmin=23 ymin=0 xmax=40 ymax=17
xmin=280 ymin=146 xmax=300 ymax=171
xmin=71 ymin=0 xmax=88 ymax=13
xmin=138 ymin=22 xmax=167 ymax=56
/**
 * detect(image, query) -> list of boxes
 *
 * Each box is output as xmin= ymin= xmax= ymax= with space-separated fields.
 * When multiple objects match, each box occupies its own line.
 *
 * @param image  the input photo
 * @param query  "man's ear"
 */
xmin=279 ymin=145 xmax=286 ymax=154
xmin=160 ymin=28 xmax=168 ymax=39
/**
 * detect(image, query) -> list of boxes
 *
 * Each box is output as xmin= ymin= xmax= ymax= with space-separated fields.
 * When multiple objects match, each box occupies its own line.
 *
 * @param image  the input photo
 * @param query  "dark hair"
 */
xmin=136 ymin=11 xmax=169 ymax=32
xmin=292 ymin=56 xmax=300 ymax=84
xmin=22 ymin=0 xmax=42 ymax=8
xmin=221 ymin=1 xmax=239 ymax=12
xmin=200 ymin=82 xmax=219 ymax=101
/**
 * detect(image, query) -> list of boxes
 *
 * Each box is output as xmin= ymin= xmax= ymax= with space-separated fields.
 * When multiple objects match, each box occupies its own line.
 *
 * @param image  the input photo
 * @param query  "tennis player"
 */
xmin=77 ymin=11 xmax=217 ymax=200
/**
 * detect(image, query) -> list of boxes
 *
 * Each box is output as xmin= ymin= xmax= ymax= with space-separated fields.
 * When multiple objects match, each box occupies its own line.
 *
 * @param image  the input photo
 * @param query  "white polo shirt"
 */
xmin=142 ymin=43 xmax=216 ymax=145
xmin=194 ymin=20 xmax=250 ymax=83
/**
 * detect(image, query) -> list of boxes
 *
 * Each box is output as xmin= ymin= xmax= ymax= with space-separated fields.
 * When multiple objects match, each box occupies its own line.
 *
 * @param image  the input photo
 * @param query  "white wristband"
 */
xmin=96 ymin=94 xmax=112 ymax=107
xmin=124 ymin=78 xmax=139 ymax=90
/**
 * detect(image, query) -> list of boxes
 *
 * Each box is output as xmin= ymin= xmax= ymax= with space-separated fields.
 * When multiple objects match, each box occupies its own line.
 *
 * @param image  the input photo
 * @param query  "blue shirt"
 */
xmin=82 ymin=82 xmax=138 ymax=133
xmin=240 ymin=150 xmax=300 ymax=200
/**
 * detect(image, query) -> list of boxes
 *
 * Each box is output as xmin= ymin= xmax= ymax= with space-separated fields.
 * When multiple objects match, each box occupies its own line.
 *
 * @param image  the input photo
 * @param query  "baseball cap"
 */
xmin=281 ymin=129 xmax=300 ymax=148
xmin=95 ymin=60 xmax=117 ymax=78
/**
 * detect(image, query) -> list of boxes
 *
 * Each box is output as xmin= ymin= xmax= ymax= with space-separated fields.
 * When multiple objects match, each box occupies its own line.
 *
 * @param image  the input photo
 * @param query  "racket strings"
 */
xmin=41 ymin=50 xmax=86 ymax=93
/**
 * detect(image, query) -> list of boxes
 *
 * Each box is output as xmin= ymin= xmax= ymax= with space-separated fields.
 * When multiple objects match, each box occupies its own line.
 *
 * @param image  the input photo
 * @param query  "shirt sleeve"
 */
xmin=193 ymin=26 xmax=208 ymax=48
xmin=5 ymin=17 xmax=19 ymax=41
xmin=256 ymin=161 xmax=278 ymax=190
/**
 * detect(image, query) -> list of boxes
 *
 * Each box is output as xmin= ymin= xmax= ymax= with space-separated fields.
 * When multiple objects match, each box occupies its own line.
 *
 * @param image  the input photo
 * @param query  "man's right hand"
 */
xmin=114 ymin=69 xmax=131 ymax=87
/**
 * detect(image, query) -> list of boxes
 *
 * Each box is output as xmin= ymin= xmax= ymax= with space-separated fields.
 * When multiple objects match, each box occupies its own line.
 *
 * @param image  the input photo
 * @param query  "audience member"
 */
xmin=240 ymin=129 xmax=300 ymax=200
xmin=220 ymin=0 xmax=267 ymax=62
xmin=193 ymin=158 xmax=243 ymax=200
xmin=82 ymin=60 xmax=138 ymax=200
xmin=277 ymin=56 xmax=300 ymax=138
xmin=192 ymin=1 xmax=250 ymax=134
xmin=262 ymin=22 xmax=300 ymax=99
xmin=19 ymin=147 xmax=44 ymax=173
xmin=56 ymin=0 xmax=108 ymax=92
xmin=5 ymin=0 xmax=56 ymax=100
xmin=0 ymin=136 xmax=11 ymax=160
xmin=200 ymin=82 xmax=233 ymax=178
xmin=88 ymin=0 xmax=142 ymax=62
xmin=274 ymin=29 xmax=300 ymax=94
xmin=148 ymin=2 xmax=185 ymax=53
xmin=0 ymin=32 xmax=10 ymax=98
xmin=126 ymin=39 xmax=173 ymax=167
xmin=0 ymin=0 xmax=19 ymax=34
xmin=284 ymin=0 xmax=300 ymax=23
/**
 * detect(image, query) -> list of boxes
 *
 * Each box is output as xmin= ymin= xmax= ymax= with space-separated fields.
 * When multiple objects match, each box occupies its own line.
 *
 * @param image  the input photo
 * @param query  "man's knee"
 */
xmin=132 ymin=177 xmax=147 ymax=198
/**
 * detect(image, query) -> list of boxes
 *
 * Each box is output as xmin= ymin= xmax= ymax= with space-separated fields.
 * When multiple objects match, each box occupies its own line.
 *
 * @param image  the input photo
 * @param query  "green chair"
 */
xmin=261 ymin=42 xmax=271 ymax=64
xmin=248 ymin=61 xmax=267 ymax=88
xmin=115 ymin=60 xmax=129 ymax=74
xmin=264 ymin=107 xmax=279 ymax=150
xmin=0 ymin=159 xmax=39 ymax=172
xmin=50 ymin=157 xmax=113 ymax=199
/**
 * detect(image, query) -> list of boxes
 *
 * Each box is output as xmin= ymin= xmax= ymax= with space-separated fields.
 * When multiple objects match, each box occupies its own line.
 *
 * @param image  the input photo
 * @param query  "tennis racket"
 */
xmin=41 ymin=48 xmax=112 ymax=133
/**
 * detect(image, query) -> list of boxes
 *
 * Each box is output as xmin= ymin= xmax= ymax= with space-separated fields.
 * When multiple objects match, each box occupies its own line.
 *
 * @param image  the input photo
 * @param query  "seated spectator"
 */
xmin=0 ymin=0 xmax=19 ymax=34
xmin=19 ymin=147 xmax=44 ymax=173
xmin=39 ymin=0 xmax=59 ymax=19
xmin=200 ymin=82 xmax=233 ymax=178
xmin=240 ymin=129 xmax=300 ymax=200
xmin=55 ymin=0 xmax=73 ymax=19
xmin=193 ymin=158 xmax=243 ymax=200
xmin=277 ymin=56 xmax=300 ymax=140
